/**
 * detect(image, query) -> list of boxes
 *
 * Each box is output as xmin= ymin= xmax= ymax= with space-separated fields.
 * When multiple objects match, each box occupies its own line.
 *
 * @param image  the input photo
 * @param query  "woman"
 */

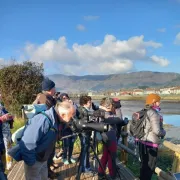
xmin=138 ymin=94 xmax=166 ymax=180
xmin=98 ymin=97 xmax=128 ymax=180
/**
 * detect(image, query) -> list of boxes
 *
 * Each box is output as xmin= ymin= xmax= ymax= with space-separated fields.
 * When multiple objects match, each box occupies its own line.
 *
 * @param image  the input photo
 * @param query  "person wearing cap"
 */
xmin=33 ymin=77 xmax=56 ymax=109
xmin=33 ymin=77 xmax=57 ymax=178
xmin=138 ymin=94 xmax=166 ymax=180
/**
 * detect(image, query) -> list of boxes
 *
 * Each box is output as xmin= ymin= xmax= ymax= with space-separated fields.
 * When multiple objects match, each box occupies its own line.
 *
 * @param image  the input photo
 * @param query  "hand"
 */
xmin=0 ymin=113 xmax=13 ymax=123
xmin=123 ymin=117 xmax=129 ymax=125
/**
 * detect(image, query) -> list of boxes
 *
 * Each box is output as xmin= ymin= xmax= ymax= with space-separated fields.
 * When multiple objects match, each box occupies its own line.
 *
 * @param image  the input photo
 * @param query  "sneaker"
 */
xmin=63 ymin=159 xmax=69 ymax=165
xmin=69 ymin=158 xmax=76 ymax=164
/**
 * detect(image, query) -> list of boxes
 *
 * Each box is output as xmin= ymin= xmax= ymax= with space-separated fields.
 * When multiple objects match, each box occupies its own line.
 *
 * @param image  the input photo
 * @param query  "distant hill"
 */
xmin=48 ymin=71 xmax=180 ymax=92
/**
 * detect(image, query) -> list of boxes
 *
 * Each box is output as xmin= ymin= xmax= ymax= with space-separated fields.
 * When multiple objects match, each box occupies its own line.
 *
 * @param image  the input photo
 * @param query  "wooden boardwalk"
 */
xmin=8 ymin=154 xmax=137 ymax=180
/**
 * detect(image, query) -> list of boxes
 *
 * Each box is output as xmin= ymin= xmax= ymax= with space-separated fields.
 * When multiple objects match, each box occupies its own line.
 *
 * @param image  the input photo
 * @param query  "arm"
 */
xmin=20 ymin=116 xmax=50 ymax=166
xmin=148 ymin=110 xmax=166 ymax=137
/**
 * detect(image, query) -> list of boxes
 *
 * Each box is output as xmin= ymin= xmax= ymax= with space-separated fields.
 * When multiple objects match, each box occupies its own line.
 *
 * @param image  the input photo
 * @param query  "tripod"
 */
xmin=75 ymin=133 xmax=109 ymax=180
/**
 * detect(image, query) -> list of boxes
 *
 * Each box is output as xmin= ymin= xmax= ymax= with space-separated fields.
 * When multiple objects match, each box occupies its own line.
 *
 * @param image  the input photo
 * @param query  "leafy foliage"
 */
xmin=0 ymin=61 xmax=44 ymax=115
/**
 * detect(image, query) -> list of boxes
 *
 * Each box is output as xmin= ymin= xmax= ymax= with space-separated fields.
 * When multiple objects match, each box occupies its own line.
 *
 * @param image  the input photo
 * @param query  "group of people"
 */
xmin=0 ymin=77 xmax=166 ymax=180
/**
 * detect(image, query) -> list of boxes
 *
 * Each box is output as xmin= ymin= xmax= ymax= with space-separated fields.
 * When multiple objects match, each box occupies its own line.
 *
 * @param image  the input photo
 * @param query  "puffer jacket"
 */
xmin=141 ymin=108 xmax=166 ymax=145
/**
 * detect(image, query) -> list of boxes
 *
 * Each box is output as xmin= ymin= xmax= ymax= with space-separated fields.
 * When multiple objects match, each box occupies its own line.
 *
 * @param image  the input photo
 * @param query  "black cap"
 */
xmin=42 ymin=78 xmax=55 ymax=91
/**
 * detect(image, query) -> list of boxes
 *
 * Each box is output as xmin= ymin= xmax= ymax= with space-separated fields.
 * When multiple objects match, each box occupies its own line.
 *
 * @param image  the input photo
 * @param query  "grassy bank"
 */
xmin=91 ymin=95 xmax=180 ymax=102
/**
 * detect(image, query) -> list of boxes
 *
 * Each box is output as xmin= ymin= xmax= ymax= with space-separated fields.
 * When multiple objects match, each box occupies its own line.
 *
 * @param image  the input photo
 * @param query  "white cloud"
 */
xmin=157 ymin=28 xmax=166 ymax=33
xmin=151 ymin=55 xmax=170 ymax=67
xmin=84 ymin=15 xmax=100 ymax=21
xmin=21 ymin=34 xmax=168 ymax=75
xmin=174 ymin=32 xmax=180 ymax=45
xmin=76 ymin=24 xmax=86 ymax=31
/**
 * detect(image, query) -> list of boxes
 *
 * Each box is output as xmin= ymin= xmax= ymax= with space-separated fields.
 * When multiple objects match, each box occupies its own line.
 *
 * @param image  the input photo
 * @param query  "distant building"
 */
xmin=144 ymin=88 xmax=156 ymax=95
xmin=171 ymin=87 xmax=180 ymax=94
xmin=133 ymin=89 xmax=144 ymax=96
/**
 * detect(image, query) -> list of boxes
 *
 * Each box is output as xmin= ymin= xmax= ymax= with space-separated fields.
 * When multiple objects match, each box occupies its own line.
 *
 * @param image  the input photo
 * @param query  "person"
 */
xmin=137 ymin=94 xmax=166 ymax=180
xmin=33 ymin=77 xmax=57 ymax=178
xmin=111 ymin=98 xmax=124 ymax=142
xmin=33 ymin=77 xmax=56 ymax=109
xmin=59 ymin=93 xmax=76 ymax=165
xmin=98 ymin=97 xmax=128 ymax=180
xmin=77 ymin=95 xmax=93 ymax=174
xmin=0 ymin=113 xmax=13 ymax=180
xmin=10 ymin=101 xmax=75 ymax=180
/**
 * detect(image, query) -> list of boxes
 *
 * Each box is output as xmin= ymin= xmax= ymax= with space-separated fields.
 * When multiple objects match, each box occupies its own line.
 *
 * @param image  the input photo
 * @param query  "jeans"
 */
xmin=62 ymin=136 xmax=75 ymax=160
xmin=24 ymin=161 xmax=48 ymax=180
xmin=79 ymin=134 xmax=91 ymax=171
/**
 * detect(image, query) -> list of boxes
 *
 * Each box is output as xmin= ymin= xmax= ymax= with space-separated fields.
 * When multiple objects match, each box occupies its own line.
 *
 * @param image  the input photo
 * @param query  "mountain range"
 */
xmin=48 ymin=71 xmax=180 ymax=92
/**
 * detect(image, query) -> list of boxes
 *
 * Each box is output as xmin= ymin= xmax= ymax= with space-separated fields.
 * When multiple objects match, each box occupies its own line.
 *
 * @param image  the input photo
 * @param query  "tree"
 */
xmin=0 ymin=61 xmax=44 ymax=115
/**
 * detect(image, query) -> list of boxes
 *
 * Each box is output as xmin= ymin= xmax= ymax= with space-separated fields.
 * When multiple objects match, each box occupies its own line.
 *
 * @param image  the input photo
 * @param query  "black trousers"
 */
xmin=138 ymin=142 xmax=158 ymax=180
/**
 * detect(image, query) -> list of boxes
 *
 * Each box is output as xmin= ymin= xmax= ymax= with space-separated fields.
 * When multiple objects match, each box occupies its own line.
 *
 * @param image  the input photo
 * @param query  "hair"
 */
xmin=79 ymin=95 xmax=91 ymax=106
xmin=100 ymin=97 xmax=113 ymax=108
xmin=55 ymin=101 xmax=74 ymax=114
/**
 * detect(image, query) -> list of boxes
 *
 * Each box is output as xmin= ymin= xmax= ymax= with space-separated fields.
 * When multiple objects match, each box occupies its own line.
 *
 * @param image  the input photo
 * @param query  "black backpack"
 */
xmin=130 ymin=108 xmax=149 ymax=139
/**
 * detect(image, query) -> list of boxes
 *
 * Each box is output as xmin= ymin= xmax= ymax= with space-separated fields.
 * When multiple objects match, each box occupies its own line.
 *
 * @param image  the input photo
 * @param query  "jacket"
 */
xmin=13 ymin=107 xmax=60 ymax=166
xmin=141 ymin=108 xmax=166 ymax=145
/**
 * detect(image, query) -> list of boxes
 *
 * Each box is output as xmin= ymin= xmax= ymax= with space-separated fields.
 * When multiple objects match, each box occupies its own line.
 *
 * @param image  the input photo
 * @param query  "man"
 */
xmin=33 ymin=77 xmax=57 ymax=178
xmin=33 ymin=77 xmax=56 ymax=109
xmin=11 ymin=101 xmax=75 ymax=180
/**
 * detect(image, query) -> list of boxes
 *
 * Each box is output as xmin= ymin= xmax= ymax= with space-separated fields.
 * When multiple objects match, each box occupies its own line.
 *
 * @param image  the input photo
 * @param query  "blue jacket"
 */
xmin=14 ymin=107 xmax=60 ymax=166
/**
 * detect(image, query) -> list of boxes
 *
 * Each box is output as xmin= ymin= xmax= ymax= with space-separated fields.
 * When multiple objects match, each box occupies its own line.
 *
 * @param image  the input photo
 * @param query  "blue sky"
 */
xmin=0 ymin=0 xmax=180 ymax=75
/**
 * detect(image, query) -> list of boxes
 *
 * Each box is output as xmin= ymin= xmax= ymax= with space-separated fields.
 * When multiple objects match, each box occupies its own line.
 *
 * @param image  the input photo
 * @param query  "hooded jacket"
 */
xmin=11 ymin=107 xmax=61 ymax=166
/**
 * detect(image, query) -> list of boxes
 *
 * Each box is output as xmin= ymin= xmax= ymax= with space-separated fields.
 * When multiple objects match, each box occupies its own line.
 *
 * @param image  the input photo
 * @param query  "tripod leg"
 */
xmin=90 ymin=144 xmax=109 ymax=180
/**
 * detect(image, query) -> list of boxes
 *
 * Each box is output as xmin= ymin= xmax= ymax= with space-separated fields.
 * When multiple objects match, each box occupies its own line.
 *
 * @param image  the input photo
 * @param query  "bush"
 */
xmin=0 ymin=61 xmax=44 ymax=116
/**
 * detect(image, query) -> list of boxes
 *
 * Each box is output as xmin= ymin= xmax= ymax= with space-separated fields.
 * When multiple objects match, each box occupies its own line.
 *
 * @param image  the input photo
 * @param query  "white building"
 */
xmin=133 ymin=89 xmax=144 ymax=95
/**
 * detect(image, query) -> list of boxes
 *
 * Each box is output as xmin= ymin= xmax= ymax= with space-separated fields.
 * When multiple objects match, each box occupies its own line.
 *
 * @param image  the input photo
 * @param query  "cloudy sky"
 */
xmin=0 ymin=0 xmax=180 ymax=75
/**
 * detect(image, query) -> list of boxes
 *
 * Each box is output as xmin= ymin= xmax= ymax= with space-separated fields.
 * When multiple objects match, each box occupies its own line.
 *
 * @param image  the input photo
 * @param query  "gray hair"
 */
xmin=55 ymin=101 xmax=74 ymax=114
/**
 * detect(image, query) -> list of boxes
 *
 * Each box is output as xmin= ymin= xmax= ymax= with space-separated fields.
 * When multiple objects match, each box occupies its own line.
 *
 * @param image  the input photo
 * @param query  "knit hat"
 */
xmin=146 ymin=94 xmax=161 ymax=105
xmin=42 ymin=78 xmax=55 ymax=91
xmin=59 ymin=93 xmax=70 ymax=101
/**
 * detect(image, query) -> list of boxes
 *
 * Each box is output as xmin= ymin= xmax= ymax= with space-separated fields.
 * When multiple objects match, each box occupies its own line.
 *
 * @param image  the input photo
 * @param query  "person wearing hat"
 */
xmin=33 ymin=77 xmax=56 ymax=109
xmin=33 ymin=77 xmax=57 ymax=179
xmin=138 ymin=94 xmax=166 ymax=180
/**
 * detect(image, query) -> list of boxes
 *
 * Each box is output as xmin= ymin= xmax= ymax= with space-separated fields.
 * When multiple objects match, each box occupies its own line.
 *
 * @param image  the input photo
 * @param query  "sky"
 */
xmin=0 ymin=0 xmax=180 ymax=75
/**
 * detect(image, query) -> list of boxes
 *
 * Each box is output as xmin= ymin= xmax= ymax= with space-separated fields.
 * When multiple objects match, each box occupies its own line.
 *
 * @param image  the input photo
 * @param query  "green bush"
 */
xmin=0 ymin=61 xmax=44 ymax=116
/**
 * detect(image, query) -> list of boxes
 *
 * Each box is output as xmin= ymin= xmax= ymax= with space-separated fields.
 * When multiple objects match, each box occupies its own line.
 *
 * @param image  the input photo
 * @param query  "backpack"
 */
xmin=130 ymin=108 xmax=149 ymax=139
xmin=12 ymin=104 xmax=48 ymax=144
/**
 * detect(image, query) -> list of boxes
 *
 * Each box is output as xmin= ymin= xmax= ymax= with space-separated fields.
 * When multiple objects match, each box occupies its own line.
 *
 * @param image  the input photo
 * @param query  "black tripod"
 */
xmin=75 ymin=133 xmax=109 ymax=180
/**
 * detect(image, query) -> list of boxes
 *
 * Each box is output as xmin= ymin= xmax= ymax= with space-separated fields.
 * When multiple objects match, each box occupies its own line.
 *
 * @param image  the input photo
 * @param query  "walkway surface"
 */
xmin=8 ymin=154 xmax=137 ymax=180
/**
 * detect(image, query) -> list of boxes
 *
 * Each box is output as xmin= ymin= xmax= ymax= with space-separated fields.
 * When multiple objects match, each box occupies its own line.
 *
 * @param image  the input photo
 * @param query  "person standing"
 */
xmin=137 ymin=94 xmax=166 ymax=180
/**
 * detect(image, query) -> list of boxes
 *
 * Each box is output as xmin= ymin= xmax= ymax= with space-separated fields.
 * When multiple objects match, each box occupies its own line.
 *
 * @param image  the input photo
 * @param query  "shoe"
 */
xmin=69 ymin=158 xmax=76 ymax=164
xmin=98 ymin=173 xmax=106 ymax=180
xmin=63 ymin=159 xmax=69 ymax=165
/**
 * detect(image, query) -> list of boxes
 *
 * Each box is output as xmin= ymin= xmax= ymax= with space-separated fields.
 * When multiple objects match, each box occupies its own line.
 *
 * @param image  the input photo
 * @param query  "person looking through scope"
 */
xmin=97 ymin=97 xmax=129 ymax=180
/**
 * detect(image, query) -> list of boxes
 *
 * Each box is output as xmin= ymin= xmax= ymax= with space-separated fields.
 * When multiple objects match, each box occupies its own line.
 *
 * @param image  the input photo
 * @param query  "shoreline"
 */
xmin=89 ymin=95 xmax=180 ymax=102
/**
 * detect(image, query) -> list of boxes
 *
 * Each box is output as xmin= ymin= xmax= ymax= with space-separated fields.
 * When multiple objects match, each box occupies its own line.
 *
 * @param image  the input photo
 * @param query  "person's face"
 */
xmin=84 ymin=100 xmax=92 ymax=109
xmin=59 ymin=108 xmax=75 ymax=123
xmin=155 ymin=101 xmax=161 ymax=107
xmin=49 ymin=87 xmax=56 ymax=96
xmin=62 ymin=96 xmax=69 ymax=102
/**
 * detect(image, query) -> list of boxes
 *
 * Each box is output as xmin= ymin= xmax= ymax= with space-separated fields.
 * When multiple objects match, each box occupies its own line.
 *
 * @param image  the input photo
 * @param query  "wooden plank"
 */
xmin=163 ymin=141 xmax=180 ymax=154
